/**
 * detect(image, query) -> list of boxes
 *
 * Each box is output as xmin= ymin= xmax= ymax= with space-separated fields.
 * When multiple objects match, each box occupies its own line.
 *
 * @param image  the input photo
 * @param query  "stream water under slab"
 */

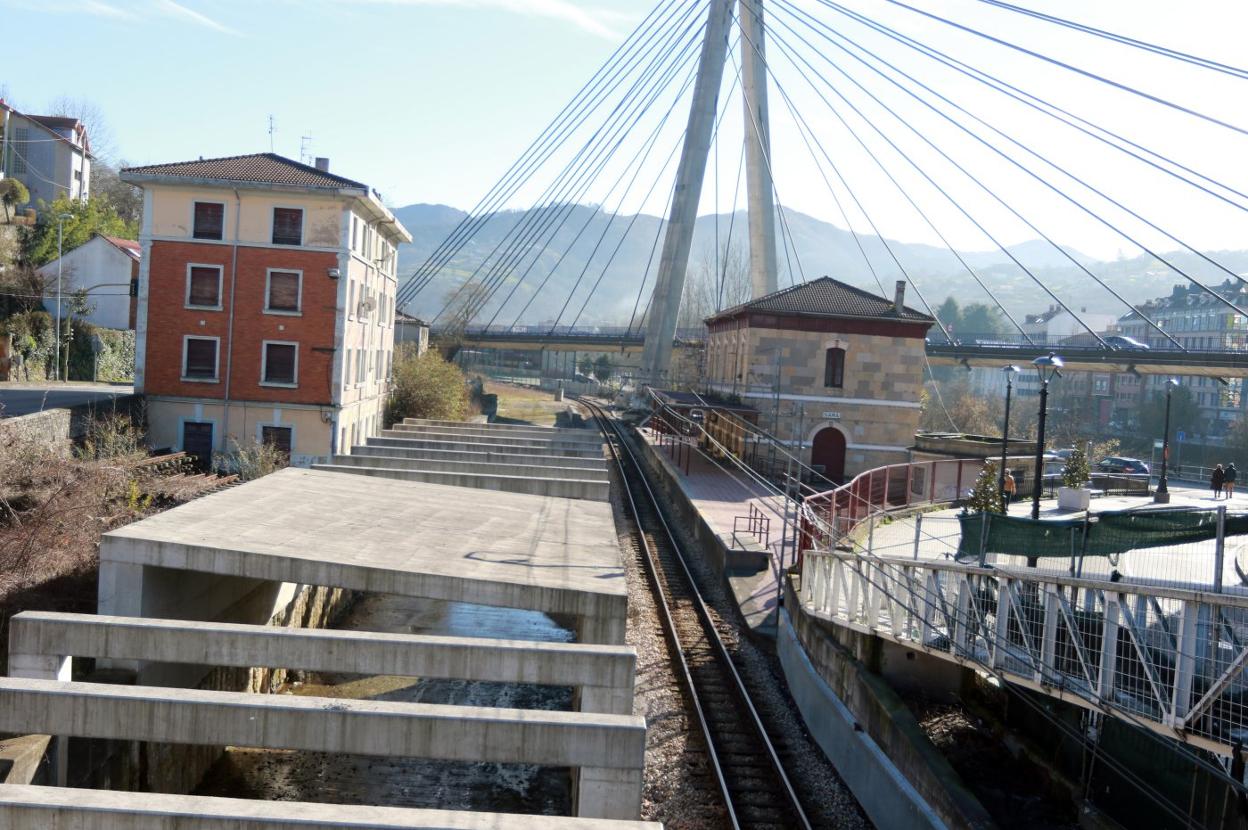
xmin=193 ymin=593 xmax=576 ymax=815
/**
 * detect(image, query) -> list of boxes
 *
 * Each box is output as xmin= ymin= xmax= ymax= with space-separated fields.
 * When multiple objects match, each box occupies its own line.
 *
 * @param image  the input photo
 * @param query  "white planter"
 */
xmin=1057 ymin=486 xmax=1091 ymax=511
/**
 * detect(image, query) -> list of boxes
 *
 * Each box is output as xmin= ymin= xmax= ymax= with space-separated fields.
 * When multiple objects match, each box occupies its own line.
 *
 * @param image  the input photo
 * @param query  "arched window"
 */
xmin=824 ymin=347 xmax=845 ymax=388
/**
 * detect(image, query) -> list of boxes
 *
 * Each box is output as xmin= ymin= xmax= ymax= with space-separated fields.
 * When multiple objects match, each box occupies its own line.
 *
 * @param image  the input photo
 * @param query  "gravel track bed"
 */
xmin=602 ymin=411 xmax=870 ymax=829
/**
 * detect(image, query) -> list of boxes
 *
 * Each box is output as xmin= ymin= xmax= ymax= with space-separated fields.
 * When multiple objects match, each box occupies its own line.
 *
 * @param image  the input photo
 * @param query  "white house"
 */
xmin=0 ymin=100 xmax=92 ymax=208
xmin=37 ymin=234 xmax=138 ymax=331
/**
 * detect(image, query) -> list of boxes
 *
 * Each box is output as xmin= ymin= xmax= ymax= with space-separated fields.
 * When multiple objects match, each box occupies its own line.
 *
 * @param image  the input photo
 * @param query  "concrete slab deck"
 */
xmin=311 ymin=464 xmax=611 ymax=502
xmin=377 ymin=433 xmax=603 ymax=458
xmin=100 ymin=468 xmax=627 ymax=643
xmin=333 ymin=452 xmax=610 ymax=482
xmin=0 ymin=786 xmax=664 ymax=829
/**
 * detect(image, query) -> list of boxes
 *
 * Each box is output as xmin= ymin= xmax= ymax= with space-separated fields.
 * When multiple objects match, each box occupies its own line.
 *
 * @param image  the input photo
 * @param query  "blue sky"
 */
xmin=4 ymin=0 xmax=1248 ymax=261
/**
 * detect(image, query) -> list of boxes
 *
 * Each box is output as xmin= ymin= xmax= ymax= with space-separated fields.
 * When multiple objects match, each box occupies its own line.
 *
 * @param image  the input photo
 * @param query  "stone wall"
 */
xmin=0 ymin=394 xmax=141 ymax=452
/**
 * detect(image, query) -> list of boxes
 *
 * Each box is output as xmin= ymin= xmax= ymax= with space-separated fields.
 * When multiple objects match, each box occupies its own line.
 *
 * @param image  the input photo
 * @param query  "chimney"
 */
xmin=893 ymin=280 xmax=906 ymax=312
xmin=314 ymin=157 xmax=330 ymax=172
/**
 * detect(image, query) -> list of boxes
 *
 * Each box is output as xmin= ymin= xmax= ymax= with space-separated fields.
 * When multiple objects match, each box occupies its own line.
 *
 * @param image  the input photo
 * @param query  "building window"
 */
xmin=11 ymin=127 xmax=28 ymax=174
xmin=193 ymin=202 xmax=225 ymax=240
xmin=260 ymin=425 xmax=293 ymax=457
xmin=824 ymin=347 xmax=846 ymax=388
xmin=348 ymin=281 xmax=356 ymax=319
xmin=265 ymin=270 xmax=301 ymax=314
xmin=272 ymin=207 xmax=303 ymax=246
xmin=186 ymin=264 xmax=223 ymax=309
xmin=262 ymin=342 xmax=298 ymax=386
xmin=183 ymin=336 xmax=219 ymax=381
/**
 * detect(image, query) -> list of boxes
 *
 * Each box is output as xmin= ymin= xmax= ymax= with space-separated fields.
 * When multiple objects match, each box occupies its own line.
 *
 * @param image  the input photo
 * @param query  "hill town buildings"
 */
xmin=121 ymin=153 xmax=411 ymax=467
xmin=0 ymin=100 xmax=92 ymax=207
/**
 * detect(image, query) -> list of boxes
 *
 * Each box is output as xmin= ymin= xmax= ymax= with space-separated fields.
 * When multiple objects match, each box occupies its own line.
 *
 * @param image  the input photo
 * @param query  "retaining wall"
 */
xmin=0 ymin=393 xmax=140 ymax=451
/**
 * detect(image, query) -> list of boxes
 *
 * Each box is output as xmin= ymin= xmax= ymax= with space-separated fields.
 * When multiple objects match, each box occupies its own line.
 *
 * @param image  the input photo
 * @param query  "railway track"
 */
xmin=580 ymin=398 xmax=813 ymax=830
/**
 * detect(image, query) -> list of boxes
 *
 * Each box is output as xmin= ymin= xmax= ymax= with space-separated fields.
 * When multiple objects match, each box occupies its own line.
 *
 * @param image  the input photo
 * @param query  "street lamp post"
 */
xmin=999 ymin=365 xmax=1019 ymax=506
xmin=54 ymin=212 xmax=72 ymax=381
xmin=1154 ymin=378 xmax=1180 ymax=504
xmin=1030 ymin=353 xmax=1064 ymax=523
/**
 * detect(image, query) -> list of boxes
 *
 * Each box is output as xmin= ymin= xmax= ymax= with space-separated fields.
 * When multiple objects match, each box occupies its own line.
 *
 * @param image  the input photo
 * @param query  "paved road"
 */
xmin=0 ymin=384 xmax=134 ymax=418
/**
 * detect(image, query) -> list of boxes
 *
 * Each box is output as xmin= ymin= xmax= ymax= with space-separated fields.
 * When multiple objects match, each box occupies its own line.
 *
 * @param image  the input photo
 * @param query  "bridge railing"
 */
xmin=798 ymin=548 xmax=1248 ymax=756
xmin=929 ymin=331 xmax=1248 ymax=355
xmin=799 ymin=458 xmax=1004 ymax=551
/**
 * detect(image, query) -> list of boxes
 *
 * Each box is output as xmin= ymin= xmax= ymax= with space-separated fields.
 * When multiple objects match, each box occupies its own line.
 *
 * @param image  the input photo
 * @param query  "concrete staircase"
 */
xmin=314 ymin=418 xmax=609 ymax=501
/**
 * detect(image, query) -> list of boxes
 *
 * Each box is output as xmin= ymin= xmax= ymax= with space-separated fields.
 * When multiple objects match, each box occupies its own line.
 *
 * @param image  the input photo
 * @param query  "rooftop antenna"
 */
xmin=267 ymin=115 xmax=275 ymax=152
xmin=299 ymin=134 xmax=313 ymax=166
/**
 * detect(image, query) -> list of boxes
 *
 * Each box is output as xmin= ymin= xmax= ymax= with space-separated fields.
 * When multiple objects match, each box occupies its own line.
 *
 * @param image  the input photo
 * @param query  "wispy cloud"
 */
xmin=344 ymin=0 xmax=627 ymax=39
xmin=152 ymin=0 xmax=239 ymax=34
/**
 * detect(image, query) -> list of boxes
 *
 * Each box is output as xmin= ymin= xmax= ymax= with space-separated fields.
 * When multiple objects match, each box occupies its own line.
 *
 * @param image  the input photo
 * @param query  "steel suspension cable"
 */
xmin=769 ymin=3 xmax=1123 ymax=347
xmin=398 ymin=0 xmax=697 ymax=307
xmin=785 ymin=1 xmax=1248 ymax=331
xmin=818 ymin=0 xmax=1248 ymax=215
xmin=884 ymin=0 xmax=1248 ymax=138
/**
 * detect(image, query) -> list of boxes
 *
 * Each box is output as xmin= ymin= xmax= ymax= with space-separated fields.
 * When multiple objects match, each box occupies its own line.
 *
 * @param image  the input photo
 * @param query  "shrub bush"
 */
xmin=386 ymin=346 xmax=471 ymax=425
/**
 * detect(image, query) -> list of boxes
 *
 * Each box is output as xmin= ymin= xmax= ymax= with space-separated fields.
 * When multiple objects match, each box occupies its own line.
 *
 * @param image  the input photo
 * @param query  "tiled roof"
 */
xmin=706 ymin=276 xmax=933 ymax=323
xmin=121 ymin=153 xmax=367 ymax=191
xmin=101 ymin=235 xmax=141 ymax=260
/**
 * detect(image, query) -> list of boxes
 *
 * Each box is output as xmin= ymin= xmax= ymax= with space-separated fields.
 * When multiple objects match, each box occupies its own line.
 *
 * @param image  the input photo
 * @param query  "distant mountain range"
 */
xmin=392 ymin=202 xmax=1248 ymax=327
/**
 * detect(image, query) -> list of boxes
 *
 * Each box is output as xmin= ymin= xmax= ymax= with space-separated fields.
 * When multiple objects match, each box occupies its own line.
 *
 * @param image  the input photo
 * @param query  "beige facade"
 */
xmin=704 ymin=277 xmax=932 ymax=481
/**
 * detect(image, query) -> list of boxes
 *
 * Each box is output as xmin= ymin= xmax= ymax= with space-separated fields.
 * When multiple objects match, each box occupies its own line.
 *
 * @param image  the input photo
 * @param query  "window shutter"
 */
xmin=188 ymin=267 xmax=220 ymax=307
xmin=268 ymin=272 xmax=300 ymax=311
xmin=265 ymin=344 xmax=296 ymax=384
xmin=272 ymin=208 xmax=303 ymax=245
xmin=185 ymin=339 xmax=217 ymax=378
xmin=193 ymin=203 xmax=224 ymax=240
xmin=261 ymin=426 xmax=293 ymax=455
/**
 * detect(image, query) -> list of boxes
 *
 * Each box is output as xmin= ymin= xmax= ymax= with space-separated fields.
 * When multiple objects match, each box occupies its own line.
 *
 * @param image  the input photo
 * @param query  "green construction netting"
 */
xmin=956 ymin=509 xmax=1248 ymax=562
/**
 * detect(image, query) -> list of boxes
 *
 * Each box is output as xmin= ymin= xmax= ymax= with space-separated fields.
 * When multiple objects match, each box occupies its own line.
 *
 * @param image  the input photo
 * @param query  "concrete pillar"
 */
xmin=642 ymin=0 xmax=737 ymax=379
xmin=575 ymin=767 xmax=644 ymax=820
xmin=7 ymin=655 xmax=71 ymax=787
xmin=739 ymin=0 xmax=779 ymax=299
xmin=576 ymin=613 xmax=627 ymax=646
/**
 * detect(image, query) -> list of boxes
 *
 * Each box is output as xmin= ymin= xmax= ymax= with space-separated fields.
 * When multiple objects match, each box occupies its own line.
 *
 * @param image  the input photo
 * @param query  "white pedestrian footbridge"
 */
xmin=798 ymin=459 xmax=1248 ymax=761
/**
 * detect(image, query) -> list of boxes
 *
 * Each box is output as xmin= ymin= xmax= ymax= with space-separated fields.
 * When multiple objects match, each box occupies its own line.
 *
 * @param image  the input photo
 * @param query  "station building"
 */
xmin=703 ymin=277 xmax=933 ymax=481
xmin=121 ymin=153 xmax=412 ymax=467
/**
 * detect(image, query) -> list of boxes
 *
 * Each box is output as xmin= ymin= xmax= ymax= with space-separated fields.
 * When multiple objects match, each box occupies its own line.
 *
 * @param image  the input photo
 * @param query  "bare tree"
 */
xmin=678 ymin=240 xmax=750 ymax=329
xmin=46 ymin=96 xmax=115 ymax=163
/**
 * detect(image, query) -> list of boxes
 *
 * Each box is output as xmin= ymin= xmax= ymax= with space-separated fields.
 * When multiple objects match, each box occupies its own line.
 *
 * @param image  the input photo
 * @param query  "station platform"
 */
xmin=635 ymin=427 xmax=790 ymax=635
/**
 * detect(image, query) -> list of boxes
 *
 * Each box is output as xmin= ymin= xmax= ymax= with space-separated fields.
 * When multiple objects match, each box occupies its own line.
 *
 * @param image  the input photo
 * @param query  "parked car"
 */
xmin=1097 ymin=456 xmax=1150 ymax=474
xmin=1054 ymin=448 xmax=1077 ymax=461
xmin=1103 ymin=335 xmax=1150 ymax=351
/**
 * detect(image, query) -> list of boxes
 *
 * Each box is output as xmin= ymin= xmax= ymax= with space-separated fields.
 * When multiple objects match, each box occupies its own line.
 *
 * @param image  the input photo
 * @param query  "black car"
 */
xmin=1097 ymin=456 xmax=1150 ymax=474
xmin=1103 ymin=335 xmax=1150 ymax=351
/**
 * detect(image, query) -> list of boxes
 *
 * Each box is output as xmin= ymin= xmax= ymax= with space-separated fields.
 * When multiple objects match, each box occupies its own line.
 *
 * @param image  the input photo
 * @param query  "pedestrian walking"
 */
xmin=1226 ymin=463 xmax=1238 ymax=499
xmin=1212 ymin=464 xmax=1226 ymax=499
xmin=1003 ymin=470 xmax=1017 ymax=502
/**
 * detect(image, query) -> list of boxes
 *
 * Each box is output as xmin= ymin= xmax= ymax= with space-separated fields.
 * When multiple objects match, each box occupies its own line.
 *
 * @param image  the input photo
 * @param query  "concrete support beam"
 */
xmin=361 ymin=439 xmax=608 ymax=470
xmin=385 ymin=426 xmax=602 ymax=453
xmin=0 ymin=786 xmax=663 ymax=829
xmin=0 ymin=678 xmax=646 ymax=819
xmin=401 ymin=419 xmax=603 ymax=444
xmin=377 ymin=432 xmax=602 ymax=458
xmin=313 ymin=463 xmax=610 ymax=502
xmin=332 ymin=453 xmax=609 ymax=482
xmin=739 ymin=0 xmax=779 ymax=299
xmin=9 ymin=612 xmax=635 ymax=715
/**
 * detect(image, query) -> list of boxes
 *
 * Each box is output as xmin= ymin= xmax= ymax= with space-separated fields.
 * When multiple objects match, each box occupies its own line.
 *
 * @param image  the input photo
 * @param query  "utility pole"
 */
xmin=739 ymin=0 xmax=779 ymax=299
xmin=642 ymin=0 xmax=736 ymax=381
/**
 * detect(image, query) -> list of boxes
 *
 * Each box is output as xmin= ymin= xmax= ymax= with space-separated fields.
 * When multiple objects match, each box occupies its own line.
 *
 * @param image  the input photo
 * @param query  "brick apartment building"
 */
xmin=121 ymin=153 xmax=411 ymax=467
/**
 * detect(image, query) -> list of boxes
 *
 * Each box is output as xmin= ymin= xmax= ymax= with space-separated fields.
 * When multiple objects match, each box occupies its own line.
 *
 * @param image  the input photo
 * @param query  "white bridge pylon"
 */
xmin=642 ymin=0 xmax=780 ymax=379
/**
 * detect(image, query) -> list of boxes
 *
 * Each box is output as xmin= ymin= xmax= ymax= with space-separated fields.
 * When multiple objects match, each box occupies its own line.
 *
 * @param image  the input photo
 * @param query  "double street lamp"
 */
xmin=998 ymin=364 xmax=1019 ymax=506
xmin=1154 ymin=378 xmax=1180 ymax=504
xmin=1030 ymin=353 xmax=1064 ymax=521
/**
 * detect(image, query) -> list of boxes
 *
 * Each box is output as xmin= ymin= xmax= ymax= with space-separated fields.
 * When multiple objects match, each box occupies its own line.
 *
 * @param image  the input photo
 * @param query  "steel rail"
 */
xmin=579 ymin=396 xmax=812 ymax=830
